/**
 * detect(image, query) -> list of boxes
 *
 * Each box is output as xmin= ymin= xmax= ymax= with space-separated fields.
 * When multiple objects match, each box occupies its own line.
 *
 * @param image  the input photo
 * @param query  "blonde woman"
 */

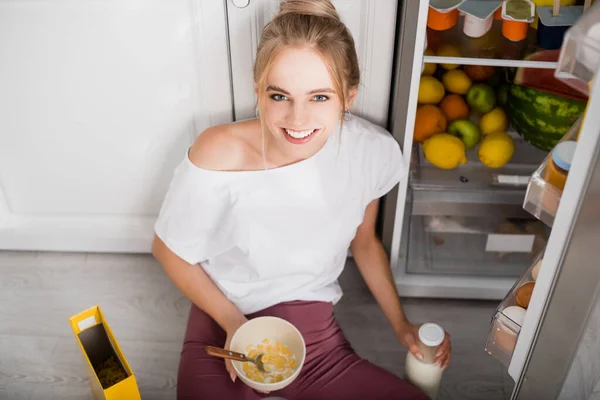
xmin=153 ymin=1 xmax=451 ymax=399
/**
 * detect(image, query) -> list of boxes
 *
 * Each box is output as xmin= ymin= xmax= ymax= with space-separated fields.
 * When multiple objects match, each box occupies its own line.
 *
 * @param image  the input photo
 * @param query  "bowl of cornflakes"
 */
xmin=230 ymin=316 xmax=306 ymax=392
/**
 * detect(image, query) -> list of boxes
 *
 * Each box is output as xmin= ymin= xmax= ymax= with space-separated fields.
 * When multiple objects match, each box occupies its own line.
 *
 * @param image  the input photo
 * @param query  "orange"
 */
xmin=464 ymin=65 xmax=495 ymax=81
xmin=440 ymin=94 xmax=470 ymax=122
xmin=414 ymin=105 xmax=447 ymax=143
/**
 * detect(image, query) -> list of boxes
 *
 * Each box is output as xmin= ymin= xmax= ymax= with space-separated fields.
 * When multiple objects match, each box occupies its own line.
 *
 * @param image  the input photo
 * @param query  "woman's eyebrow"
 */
xmin=266 ymin=85 xmax=290 ymax=94
xmin=266 ymin=85 xmax=335 ymax=95
xmin=308 ymin=88 xmax=335 ymax=94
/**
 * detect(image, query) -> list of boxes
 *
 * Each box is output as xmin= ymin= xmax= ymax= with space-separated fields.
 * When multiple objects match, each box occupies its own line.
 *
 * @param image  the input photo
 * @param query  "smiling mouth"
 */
xmin=284 ymin=128 xmax=317 ymax=139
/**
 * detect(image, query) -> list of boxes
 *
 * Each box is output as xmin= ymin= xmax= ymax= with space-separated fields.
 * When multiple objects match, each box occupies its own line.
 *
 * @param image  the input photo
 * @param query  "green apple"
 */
xmin=467 ymin=84 xmax=496 ymax=114
xmin=448 ymin=119 xmax=481 ymax=150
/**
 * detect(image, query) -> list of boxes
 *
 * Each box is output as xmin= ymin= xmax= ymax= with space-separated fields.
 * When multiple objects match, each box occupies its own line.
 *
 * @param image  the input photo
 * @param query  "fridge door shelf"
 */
xmin=554 ymin=3 xmax=600 ymax=96
xmin=405 ymin=214 xmax=548 ymax=277
xmin=485 ymin=251 xmax=544 ymax=367
xmin=522 ymin=160 xmax=562 ymax=227
xmin=522 ymin=116 xmax=582 ymax=227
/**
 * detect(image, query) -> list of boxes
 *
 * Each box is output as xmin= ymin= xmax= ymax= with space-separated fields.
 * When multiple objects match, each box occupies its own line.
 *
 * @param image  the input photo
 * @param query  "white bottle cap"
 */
xmin=418 ymin=323 xmax=445 ymax=347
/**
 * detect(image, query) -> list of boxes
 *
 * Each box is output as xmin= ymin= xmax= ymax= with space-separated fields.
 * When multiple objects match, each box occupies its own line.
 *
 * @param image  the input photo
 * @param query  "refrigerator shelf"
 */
xmin=424 ymin=15 xmax=557 ymax=69
xmin=410 ymin=133 xmax=547 ymax=218
xmin=485 ymin=251 xmax=544 ymax=367
xmin=523 ymin=117 xmax=583 ymax=227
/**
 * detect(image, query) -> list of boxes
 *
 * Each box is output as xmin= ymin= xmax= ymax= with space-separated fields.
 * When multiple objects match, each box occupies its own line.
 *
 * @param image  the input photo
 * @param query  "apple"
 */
xmin=448 ymin=119 xmax=481 ymax=150
xmin=467 ymin=84 xmax=496 ymax=114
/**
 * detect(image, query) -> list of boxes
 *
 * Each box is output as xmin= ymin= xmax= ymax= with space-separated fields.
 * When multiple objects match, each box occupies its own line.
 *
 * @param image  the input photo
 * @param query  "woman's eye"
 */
xmin=313 ymin=95 xmax=329 ymax=102
xmin=270 ymin=94 xmax=287 ymax=101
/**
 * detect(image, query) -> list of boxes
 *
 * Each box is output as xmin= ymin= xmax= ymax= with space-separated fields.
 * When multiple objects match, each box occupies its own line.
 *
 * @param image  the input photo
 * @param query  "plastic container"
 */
xmin=502 ymin=0 xmax=535 ymax=41
xmin=428 ymin=7 xmax=460 ymax=31
xmin=428 ymin=0 xmax=466 ymax=31
xmin=544 ymin=140 xmax=577 ymax=191
xmin=405 ymin=323 xmax=445 ymax=400
xmin=537 ymin=5 xmax=583 ymax=50
xmin=459 ymin=0 xmax=503 ymax=38
xmin=554 ymin=1 xmax=600 ymax=96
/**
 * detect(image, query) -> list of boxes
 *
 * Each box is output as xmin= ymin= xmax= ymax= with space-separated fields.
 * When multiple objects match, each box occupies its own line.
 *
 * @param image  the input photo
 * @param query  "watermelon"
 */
xmin=514 ymin=50 xmax=588 ymax=101
xmin=507 ymin=85 xmax=586 ymax=151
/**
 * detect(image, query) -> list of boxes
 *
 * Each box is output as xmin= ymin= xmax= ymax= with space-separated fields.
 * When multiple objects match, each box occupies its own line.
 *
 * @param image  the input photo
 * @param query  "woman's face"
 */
xmin=260 ymin=46 xmax=355 ymax=163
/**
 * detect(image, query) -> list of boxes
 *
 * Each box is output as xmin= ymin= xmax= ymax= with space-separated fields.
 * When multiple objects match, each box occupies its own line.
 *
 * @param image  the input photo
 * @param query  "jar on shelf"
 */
xmin=544 ymin=140 xmax=577 ymax=191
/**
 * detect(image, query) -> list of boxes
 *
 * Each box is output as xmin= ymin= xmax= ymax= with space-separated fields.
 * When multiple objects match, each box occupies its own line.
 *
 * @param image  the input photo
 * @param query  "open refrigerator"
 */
xmin=381 ymin=1 xmax=600 ymax=398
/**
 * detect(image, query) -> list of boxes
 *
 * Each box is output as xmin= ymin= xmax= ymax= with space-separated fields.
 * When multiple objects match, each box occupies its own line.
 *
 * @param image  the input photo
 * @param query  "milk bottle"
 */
xmin=405 ymin=323 xmax=445 ymax=399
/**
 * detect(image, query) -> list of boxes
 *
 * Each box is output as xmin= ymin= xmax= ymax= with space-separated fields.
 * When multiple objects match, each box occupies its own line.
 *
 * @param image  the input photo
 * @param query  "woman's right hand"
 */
xmin=223 ymin=318 xmax=248 ymax=382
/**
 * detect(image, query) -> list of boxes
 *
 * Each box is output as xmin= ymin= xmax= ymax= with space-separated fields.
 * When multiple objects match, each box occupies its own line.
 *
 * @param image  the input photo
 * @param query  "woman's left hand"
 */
xmin=396 ymin=323 xmax=451 ymax=368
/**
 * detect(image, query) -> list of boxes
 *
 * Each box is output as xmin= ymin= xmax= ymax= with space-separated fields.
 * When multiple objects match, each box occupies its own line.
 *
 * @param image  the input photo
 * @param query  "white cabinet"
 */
xmin=227 ymin=0 xmax=398 ymax=126
xmin=0 ymin=0 xmax=232 ymax=252
xmin=0 ymin=0 xmax=398 ymax=252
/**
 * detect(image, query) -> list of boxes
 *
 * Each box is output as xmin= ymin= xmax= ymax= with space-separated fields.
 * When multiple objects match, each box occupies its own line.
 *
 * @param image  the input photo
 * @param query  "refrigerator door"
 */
xmin=509 ymin=77 xmax=600 ymax=399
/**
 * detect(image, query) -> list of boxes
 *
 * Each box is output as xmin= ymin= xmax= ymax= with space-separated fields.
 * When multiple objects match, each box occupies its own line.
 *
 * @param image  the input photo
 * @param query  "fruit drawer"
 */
xmin=485 ymin=252 xmax=544 ymax=367
xmin=405 ymin=215 xmax=549 ymax=277
xmin=523 ymin=116 xmax=582 ymax=227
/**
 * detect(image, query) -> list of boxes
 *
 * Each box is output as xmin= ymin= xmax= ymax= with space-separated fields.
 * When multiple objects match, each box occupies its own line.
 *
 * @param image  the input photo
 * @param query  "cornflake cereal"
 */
xmin=242 ymin=338 xmax=298 ymax=384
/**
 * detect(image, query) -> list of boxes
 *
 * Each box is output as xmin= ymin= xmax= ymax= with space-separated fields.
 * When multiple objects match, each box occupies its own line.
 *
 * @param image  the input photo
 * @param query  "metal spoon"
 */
xmin=205 ymin=346 xmax=270 ymax=373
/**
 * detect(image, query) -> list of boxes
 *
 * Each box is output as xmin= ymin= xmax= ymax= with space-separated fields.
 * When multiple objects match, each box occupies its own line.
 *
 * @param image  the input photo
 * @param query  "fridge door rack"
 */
xmin=523 ymin=116 xmax=582 ymax=227
xmin=554 ymin=3 xmax=600 ymax=97
xmin=485 ymin=250 xmax=544 ymax=367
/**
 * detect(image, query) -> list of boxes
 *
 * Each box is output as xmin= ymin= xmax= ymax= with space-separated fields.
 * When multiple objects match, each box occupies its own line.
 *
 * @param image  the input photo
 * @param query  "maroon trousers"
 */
xmin=177 ymin=301 xmax=430 ymax=400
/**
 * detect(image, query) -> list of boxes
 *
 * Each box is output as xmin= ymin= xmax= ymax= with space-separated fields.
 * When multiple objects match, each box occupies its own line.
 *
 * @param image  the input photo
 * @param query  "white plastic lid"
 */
xmin=552 ymin=140 xmax=577 ymax=171
xmin=418 ymin=323 xmax=445 ymax=347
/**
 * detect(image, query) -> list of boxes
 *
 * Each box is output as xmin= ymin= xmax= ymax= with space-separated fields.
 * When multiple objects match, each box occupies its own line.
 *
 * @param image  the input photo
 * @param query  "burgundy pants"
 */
xmin=177 ymin=301 xmax=429 ymax=400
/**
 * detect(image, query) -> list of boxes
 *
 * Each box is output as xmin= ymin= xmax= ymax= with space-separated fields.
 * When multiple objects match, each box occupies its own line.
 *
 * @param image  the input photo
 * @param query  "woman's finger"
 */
xmin=436 ymin=341 xmax=449 ymax=357
xmin=443 ymin=351 xmax=451 ymax=368
xmin=225 ymin=359 xmax=237 ymax=383
xmin=409 ymin=344 xmax=424 ymax=361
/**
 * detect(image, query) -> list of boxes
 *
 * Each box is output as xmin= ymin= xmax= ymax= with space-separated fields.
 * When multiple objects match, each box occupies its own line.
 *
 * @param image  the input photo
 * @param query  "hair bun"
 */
xmin=279 ymin=0 xmax=340 ymax=21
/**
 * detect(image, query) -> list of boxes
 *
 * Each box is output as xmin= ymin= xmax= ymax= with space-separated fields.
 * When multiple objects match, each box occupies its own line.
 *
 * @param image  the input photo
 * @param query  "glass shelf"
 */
xmin=424 ymin=16 xmax=557 ymax=68
xmin=411 ymin=131 xmax=548 ymax=193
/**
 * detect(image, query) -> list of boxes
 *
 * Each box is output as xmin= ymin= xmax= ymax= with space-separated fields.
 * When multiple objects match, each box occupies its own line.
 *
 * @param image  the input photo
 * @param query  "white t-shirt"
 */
xmin=154 ymin=116 xmax=407 ymax=314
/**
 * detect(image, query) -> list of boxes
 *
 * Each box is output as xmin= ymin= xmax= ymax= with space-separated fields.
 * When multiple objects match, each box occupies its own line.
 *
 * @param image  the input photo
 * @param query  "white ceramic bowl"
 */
xmin=230 ymin=316 xmax=306 ymax=392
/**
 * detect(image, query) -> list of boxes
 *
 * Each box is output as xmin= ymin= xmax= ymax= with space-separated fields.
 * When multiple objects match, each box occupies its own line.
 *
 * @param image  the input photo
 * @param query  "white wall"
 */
xmin=0 ymin=0 xmax=232 ymax=252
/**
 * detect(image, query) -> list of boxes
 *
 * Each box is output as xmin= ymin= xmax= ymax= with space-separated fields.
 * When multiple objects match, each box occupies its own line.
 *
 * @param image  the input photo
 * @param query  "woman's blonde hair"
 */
xmin=253 ymin=0 xmax=360 ymax=123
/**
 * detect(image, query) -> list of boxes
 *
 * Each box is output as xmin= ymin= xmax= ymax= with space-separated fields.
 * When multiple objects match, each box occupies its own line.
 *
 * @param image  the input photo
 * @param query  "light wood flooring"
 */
xmin=0 ymin=251 xmax=514 ymax=399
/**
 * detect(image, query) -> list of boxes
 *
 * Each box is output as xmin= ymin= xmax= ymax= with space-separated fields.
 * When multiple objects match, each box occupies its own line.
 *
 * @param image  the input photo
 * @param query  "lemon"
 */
xmin=418 ymin=76 xmax=445 ymax=104
xmin=436 ymin=44 xmax=461 ymax=70
xmin=479 ymin=107 xmax=508 ymax=135
xmin=478 ymin=132 xmax=515 ymax=168
xmin=423 ymin=133 xmax=468 ymax=169
xmin=423 ymin=48 xmax=437 ymax=76
xmin=442 ymin=70 xmax=472 ymax=95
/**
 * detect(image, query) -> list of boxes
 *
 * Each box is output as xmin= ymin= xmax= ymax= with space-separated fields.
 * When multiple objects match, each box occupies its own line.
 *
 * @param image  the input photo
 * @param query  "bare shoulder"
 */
xmin=188 ymin=120 xmax=261 ymax=171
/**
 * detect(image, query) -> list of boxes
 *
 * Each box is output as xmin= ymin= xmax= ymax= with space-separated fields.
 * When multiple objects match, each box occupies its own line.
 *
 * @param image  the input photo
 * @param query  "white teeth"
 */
xmin=285 ymin=128 xmax=316 ymax=139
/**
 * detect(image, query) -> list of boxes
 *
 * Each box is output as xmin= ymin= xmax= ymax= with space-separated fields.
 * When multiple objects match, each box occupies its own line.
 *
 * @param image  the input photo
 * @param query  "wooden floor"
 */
xmin=0 ymin=251 xmax=514 ymax=400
